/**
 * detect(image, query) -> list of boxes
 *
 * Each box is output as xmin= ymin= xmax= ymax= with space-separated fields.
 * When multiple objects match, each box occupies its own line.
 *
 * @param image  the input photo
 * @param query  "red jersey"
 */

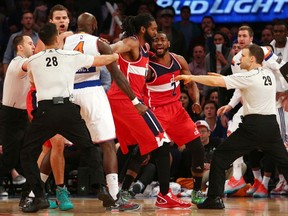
xmin=108 ymin=39 xmax=149 ymax=100
xmin=146 ymin=53 xmax=182 ymax=108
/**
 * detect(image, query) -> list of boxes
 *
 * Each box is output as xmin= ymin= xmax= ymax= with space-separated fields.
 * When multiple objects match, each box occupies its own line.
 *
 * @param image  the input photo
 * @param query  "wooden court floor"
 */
xmin=0 ymin=196 xmax=287 ymax=216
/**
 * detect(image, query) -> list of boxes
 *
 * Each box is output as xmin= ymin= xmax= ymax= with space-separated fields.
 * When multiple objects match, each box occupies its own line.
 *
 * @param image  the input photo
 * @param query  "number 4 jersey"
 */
xmin=63 ymin=33 xmax=101 ymax=84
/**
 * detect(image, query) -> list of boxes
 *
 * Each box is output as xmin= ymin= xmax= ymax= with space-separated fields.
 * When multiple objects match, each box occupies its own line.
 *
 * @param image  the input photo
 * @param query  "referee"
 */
xmin=176 ymin=44 xmax=288 ymax=209
xmin=20 ymin=23 xmax=119 ymax=213
xmin=0 ymin=35 xmax=34 ymax=178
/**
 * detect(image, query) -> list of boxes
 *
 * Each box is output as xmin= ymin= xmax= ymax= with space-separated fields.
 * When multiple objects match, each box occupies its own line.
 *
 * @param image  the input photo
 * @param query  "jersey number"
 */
xmin=74 ymin=41 xmax=84 ymax=53
xmin=46 ymin=57 xmax=58 ymax=67
xmin=263 ymin=76 xmax=272 ymax=86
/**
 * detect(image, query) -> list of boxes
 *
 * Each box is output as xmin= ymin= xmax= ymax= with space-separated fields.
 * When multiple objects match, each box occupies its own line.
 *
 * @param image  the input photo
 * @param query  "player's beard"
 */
xmin=144 ymin=31 xmax=153 ymax=45
xmin=156 ymin=48 xmax=168 ymax=58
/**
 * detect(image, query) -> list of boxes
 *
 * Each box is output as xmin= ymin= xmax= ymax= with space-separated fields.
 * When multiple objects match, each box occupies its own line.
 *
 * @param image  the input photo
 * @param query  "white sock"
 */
xmin=252 ymin=170 xmax=262 ymax=182
xmin=262 ymin=176 xmax=270 ymax=189
xmin=28 ymin=191 xmax=35 ymax=197
xmin=233 ymin=157 xmax=243 ymax=180
xmin=279 ymin=174 xmax=285 ymax=182
xmin=106 ymin=173 xmax=119 ymax=200
xmin=40 ymin=173 xmax=49 ymax=183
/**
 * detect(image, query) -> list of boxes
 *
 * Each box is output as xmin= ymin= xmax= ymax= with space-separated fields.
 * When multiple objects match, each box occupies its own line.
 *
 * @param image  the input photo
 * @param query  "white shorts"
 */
xmin=228 ymin=107 xmax=243 ymax=133
xmin=73 ymin=86 xmax=116 ymax=143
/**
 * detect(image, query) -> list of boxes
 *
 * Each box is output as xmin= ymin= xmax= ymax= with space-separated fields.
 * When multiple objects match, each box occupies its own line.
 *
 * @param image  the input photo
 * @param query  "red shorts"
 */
xmin=152 ymin=102 xmax=200 ymax=146
xmin=26 ymin=86 xmax=52 ymax=148
xmin=108 ymin=98 xmax=169 ymax=155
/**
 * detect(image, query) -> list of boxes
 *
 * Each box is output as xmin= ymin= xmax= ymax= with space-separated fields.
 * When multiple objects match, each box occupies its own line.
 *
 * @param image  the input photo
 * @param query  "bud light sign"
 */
xmin=157 ymin=0 xmax=288 ymax=23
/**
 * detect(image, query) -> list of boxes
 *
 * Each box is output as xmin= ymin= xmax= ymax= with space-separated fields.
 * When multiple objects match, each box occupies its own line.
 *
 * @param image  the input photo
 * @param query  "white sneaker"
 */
xmin=0 ymin=186 xmax=8 ymax=196
xmin=13 ymin=175 xmax=26 ymax=185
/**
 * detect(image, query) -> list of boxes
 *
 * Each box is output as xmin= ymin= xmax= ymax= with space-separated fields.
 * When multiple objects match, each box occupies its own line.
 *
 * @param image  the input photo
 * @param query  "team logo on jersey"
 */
xmin=276 ymin=57 xmax=282 ymax=64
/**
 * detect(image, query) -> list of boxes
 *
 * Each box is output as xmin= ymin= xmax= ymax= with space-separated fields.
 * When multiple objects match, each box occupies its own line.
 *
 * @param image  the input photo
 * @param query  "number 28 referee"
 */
xmin=20 ymin=22 xmax=119 ymax=213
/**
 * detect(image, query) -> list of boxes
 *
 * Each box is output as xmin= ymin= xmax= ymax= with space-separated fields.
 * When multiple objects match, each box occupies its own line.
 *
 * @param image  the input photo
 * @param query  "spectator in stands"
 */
xmin=3 ymin=11 xmax=38 ymax=74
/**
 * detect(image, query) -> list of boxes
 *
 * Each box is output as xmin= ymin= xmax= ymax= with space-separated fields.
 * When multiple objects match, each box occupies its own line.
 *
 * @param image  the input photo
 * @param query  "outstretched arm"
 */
xmin=175 ymin=72 xmax=227 ymax=88
xmin=98 ymin=39 xmax=148 ymax=115
xmin=92 ymin=53 xmax=119 ymax=66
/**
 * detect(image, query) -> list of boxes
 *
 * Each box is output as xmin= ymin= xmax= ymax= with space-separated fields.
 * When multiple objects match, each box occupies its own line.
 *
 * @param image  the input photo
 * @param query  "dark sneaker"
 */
xmin=107 ymin=190 xmax=140 ymax=212
xmin=197 ymin=196 xmax=225 ymax=209
xmin=131 ymin=181 xmax=144 ymax=195
xmin=97 ymin=185 xmax=115 ymax=207
xmin=22 ymin=197 xmax=50 ymax=213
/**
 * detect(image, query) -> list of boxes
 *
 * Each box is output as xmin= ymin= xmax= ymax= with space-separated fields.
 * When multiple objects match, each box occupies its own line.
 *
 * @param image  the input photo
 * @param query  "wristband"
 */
xmin=132 ymin=97 xmax=140 ymax=105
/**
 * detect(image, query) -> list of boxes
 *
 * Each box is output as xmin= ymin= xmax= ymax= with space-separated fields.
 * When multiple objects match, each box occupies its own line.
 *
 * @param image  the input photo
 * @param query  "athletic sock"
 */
xmin=106 ymin=173 xmax=119 ymax=200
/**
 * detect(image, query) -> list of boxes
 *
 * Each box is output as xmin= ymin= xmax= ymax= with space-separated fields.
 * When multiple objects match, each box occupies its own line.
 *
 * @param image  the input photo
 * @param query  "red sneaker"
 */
xmin=155 ymin=189 xmax=191 ymax=209
xmin=271 ymin=180 xmax=287 ymax=195
xmin=253 ymin=183 xmax=268 ymax=198
xmin=246 ymin=178 xmax=261 ymax=195
xmin=224 ymin=176 xmax=246 ymax=194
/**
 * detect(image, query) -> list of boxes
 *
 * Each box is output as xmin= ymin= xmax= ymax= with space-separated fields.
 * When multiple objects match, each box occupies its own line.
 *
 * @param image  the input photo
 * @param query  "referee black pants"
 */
xmin=207 ymin=114 xmax=288 ymax=197
xmin=20 ymin=99 xmax=96 ymax=197
xmin=0 ymin=105 xmax=29 ymax=174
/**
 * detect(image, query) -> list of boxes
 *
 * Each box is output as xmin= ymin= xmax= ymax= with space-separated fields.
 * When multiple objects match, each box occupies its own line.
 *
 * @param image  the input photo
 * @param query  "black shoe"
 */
xmin=22 ymin=197 xmax=50 ymax=213
xmin=97 ymin=185 xmax=115 ymax=208
xmin=197 ymin=196 xmax=225 ymax=209
xmin=19 ymin=197 xmax=31 ymax=209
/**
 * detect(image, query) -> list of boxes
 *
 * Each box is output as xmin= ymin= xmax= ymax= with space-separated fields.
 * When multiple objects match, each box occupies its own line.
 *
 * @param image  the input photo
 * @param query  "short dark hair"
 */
xmin=49 ymin=4 xmax=69 ymax=20
xmin=12 ymin=35 xmax=25 ymax=52
xmin=39 ymin=23 xmax=58 ymax=46
xmin=246 ymin=44 xmax=264 ymax=64
xmin=181 ymin=6 xmax=190 ymax=13
xmin=273 ymin=20 xmax=288 ymax=30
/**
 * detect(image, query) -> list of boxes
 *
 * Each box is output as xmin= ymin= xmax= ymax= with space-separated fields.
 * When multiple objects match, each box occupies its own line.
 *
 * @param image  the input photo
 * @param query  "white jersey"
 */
xmin=224 ymin=67 xmax=276 ymax=116
xmin=229 ymin=46 xmax=287 ymax=108
xmin=63 ymin=33 xmax=101 ymax=84
xmin=27 ymin=49 xmax=94 ymax=101
xmin=2 ymin=56 xmax=30 ymax=109
xmin=63 ymin=33 xmax=116 ymax=143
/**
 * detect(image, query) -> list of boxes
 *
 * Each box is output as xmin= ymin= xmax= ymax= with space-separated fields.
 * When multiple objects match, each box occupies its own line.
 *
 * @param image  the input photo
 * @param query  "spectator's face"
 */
xmin=201 ymin=17 xmax=214 ymax=31
xmin=203 ymin=103 xmax=216 ymax=118
xmin=50 ymin=10 xmax=70 ymax=34
xmin=237 ymin=30 xmax=253 ymax=49
xmin=273 ymin=25 xmax=287 ymax=44
xmin=197 ymin=126 xmax=211 ymax=143
xmin=21 ymin=12 xmax=34 ymax=30
xmin=213 ymin=34 xmax=225 ymax=45
xmin=261 ymin=29 xmax=273 ymax=44
xmin=209 ymin=91 xmax=218 ymax=104
xmin=180 ymin=92 xmax=189 ymax=109
xmin=144 ymin=21 xmax=158 ymax=44
xmin=161 ymin=15 xmax=174 ymax=28
xmin=22 ymin=36 xmax=35 ymax=57
xmin=193 ymin=45 xmax=205 ymax=64
xmin=152 ymin=33 xmax=169 ymax=57
xmin=180 ymin=8 xmax=190 ymax=21
xmin=232 ymin=42 xmax=241 ymax=55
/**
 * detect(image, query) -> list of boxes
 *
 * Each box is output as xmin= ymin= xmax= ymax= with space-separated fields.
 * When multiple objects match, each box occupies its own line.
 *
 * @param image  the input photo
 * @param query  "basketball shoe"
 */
xmin=155 ymin=189 xmax=191 ymax=209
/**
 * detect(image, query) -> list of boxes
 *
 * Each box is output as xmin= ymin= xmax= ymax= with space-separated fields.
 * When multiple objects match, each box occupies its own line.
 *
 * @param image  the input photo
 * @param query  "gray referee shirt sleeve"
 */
xmin=100 ymin=66 xmax=112 ymax=92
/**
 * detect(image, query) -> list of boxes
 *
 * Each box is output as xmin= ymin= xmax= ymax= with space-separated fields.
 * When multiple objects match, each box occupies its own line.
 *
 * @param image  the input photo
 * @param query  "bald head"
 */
xmin=77 ymin=12 xmax=97 ymax=34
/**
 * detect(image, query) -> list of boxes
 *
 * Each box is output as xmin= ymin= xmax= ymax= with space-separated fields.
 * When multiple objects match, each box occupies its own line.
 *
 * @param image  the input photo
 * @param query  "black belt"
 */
xmin=38 ymin=97 xmax=71 ymax=106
